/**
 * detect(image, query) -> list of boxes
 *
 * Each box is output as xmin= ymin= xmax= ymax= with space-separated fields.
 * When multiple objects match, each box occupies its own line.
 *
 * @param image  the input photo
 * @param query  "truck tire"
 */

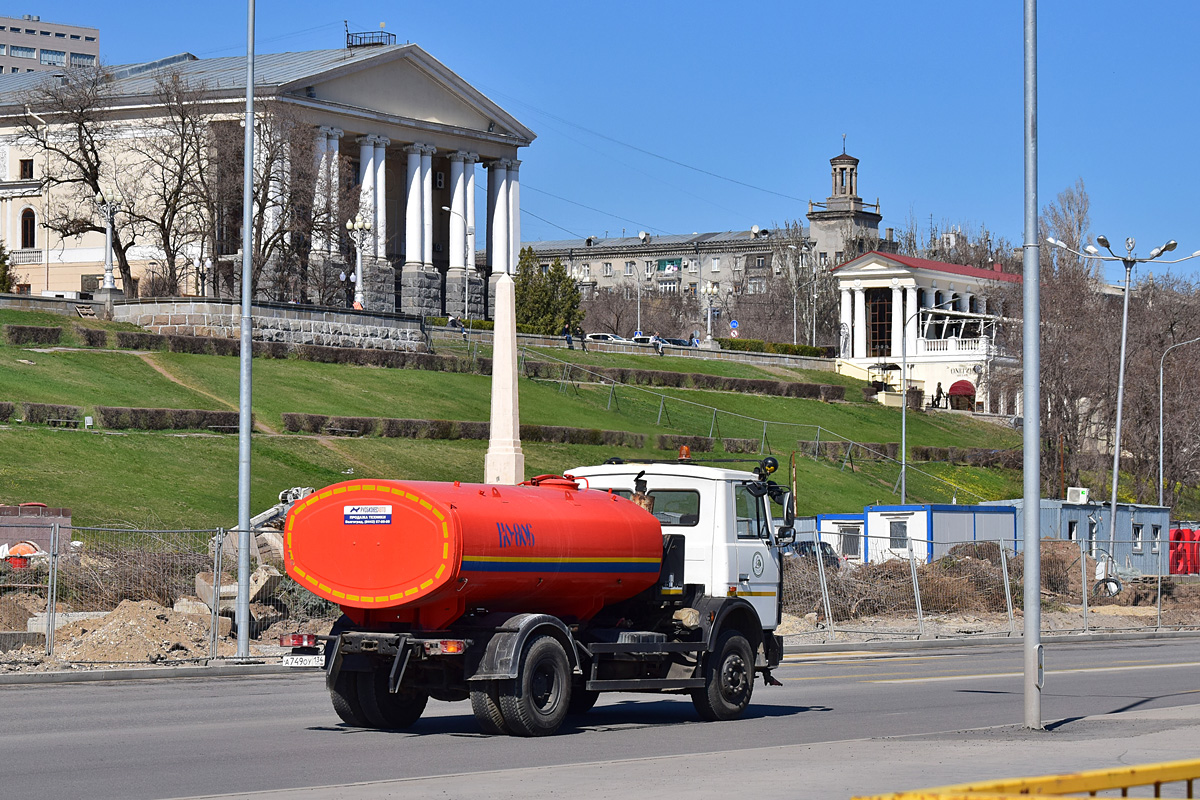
xmin=470 ymin=680 xmax=510 ymax=735
xmin=330 ymin=670 xmax=369 ymax=727
xmin=567 ymin=685 xmax=599 ymax=715
xmin=357 ymin=668 xmax=429 ymax=729
xmin=498 ymin=634 xmax=571 ymax=736
xmin=691 ymin=630 xmax=754 ymax=721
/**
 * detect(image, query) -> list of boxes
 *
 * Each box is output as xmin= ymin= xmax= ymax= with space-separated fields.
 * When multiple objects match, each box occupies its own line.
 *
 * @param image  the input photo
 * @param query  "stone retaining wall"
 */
xmin=111 ymin=300 xmax=426 ymax=351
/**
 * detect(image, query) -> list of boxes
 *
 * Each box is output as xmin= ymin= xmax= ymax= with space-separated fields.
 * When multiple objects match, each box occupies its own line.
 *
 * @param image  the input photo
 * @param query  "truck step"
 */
xmin=586 ymin=678 xmax=706 ymax=691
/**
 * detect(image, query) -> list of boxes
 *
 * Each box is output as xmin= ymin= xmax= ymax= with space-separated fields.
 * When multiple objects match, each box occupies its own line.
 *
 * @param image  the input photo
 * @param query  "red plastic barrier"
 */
xmin=1169 ymin=529 xmax=1185 ymax=574
xmin=1188 ymin=529 xmax=1199 ymax=576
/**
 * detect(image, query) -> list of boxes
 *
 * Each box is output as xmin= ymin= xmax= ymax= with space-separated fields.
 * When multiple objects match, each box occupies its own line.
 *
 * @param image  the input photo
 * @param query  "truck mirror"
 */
xmin=775 ymin=526 xmax=796 ymax=547
xmin=781 ymin=491 xmax=795 ymax=526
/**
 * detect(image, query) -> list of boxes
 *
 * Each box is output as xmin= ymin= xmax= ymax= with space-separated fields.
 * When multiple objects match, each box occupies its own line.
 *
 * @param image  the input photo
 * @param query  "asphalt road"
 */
xmin=3 ymin=638 xmax=1200 ymax=800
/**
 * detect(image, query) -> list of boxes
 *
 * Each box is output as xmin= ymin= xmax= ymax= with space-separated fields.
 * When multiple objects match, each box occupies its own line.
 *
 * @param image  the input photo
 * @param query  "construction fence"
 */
xmin=0 ymin=523 xmax=336 ymax=666
xmin=781 ymin=532 xmax=1190 ymax=641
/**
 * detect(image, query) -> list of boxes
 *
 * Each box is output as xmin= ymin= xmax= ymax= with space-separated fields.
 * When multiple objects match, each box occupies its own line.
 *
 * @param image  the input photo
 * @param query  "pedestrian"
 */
xmin=652 ymin=332 xmax=664 ymax=356
xmin=576 ymin=324 xmax=586 ymax=352
xmin=562 ymin=324 xmax=574 ymax=350
xmin=933 ymin=381 xmax=945 ymax=409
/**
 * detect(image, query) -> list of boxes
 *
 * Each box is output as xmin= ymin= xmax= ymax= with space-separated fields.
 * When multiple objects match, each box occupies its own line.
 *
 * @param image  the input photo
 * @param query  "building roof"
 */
xmin=0 ymin=44 xmax=536 ymax=143
xmin=525 ymin=230 xmax=778 ymax=251
xmin=833 ymin=251 xmax=1022 ymax=283
xmin=830 ymin=152 xmax=859 ymax=164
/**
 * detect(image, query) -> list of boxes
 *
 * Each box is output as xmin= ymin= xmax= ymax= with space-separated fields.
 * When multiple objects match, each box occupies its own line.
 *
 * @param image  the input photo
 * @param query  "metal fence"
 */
xmin=782 ymin=532 xmax=1184 ymax=642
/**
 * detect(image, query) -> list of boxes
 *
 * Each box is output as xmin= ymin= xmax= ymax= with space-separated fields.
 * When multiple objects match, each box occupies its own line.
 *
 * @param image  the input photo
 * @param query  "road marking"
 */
xmin=872 ymin=660 xmax=1200 ymax=684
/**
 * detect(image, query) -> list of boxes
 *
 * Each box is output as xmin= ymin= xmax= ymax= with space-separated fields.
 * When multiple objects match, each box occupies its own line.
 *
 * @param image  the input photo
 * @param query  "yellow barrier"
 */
xmin=853 ymin=757 xmax=1200 ymax=800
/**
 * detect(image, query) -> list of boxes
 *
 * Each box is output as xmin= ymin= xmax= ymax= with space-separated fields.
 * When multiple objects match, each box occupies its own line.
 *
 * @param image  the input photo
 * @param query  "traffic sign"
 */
xmin=634 ymin=330 xmax=642 ymax=337
xmin=730 ymin=329 xmax=740 ymax=338
xmin=729 ymin=320 xmax=739 ymax=329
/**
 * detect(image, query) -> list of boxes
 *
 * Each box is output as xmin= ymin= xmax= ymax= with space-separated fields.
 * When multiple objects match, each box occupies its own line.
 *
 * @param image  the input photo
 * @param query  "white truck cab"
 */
xmin=567 ymin=457 xmax=793 ymax=637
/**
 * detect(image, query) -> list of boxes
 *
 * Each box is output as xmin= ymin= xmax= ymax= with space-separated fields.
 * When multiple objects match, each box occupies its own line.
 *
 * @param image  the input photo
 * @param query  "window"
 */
xmin=1132 ymin=523 xmax=1143 ymax=553
xmin=612 ymin=489 xmax=699 ymax=527
xmin=835 ymin=251 xmax=844 ymax=262
xmin=624 ymin=261 xmax=635 ymax=276
xmin=602 ymin=262 xmax=613 ymax=277
xmin=819 ymin=252 xmax=828 ymax=266
xmin=755 ymin=256 xmax=765 ymax=269
xmin=20 ymin=208 xmax=36 ymax=249
xmin=581 ymin=263 xmax=590 ymax=278
xmin=0 ymin=45 xmax=6 ymax=56
xmin=889 ymin=519 xmax=907 ymax=548
xmin=688 ymin=259 xmax=698 ymax=274
xmin=40 ymin=49 xmax=65 ymax=66
xmin=539 ymin=263 xmax=548 ymax=275
xmin=11 ymin=45 xmax=35 ymax=59
xmin=85 ymin=36 xmax=96 ymax=42
xmin=70 ymin=34 xmax=81 ymax=40
xmin=15 ymin=283 xmax=30 ymax=295
xmin=54 ymin=32 xmax=66 ymax=38
xmin=1067 ymin=520 xmax=1078 ymax=541
xmin=644 ymin=261 xmax=654 ymax=278
xmin=9 ymin=67 xmax=17 ymax=73
xmin=686 ymin=282 xmax=697 ymax=296
xmin=708 ymin=257 xmax=720 ymax=273
xmin=20 ymin=159 xmax=33 ymax=179
xmin=838 ymin=526 xmax=861 ymax=557
xmin=70 ymin=52 xmax=96 ymax=68
xmin=1152 ymin=525 xmax=1161 ymax=554
xmin=733 ymin=485 xmax=769 ymax=539
xmin=39 ymin=31 xmax=50 ymax=37
xmin=748 ymin=278 xmax=765 ymax=294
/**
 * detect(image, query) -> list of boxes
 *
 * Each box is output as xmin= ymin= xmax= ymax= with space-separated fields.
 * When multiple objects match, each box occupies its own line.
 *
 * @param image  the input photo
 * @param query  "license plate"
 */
xmin=282 ymin=654 xmax=325 ymax=668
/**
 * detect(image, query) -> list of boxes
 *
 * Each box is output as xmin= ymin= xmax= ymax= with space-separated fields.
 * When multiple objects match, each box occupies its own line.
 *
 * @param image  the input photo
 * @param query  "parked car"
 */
xmin=631 ymin=335 xmax=654 ymax=346
xmin=789 ymin=540 xmax=842 ymax=571
xmin=665 ymin=337 xmax=693 ymax=347
xmin=584 ymin=333 xmax=627 ymax=342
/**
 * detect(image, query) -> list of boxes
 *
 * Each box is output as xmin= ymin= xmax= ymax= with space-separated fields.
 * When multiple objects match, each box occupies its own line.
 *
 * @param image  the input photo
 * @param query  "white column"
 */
xmin=403 ymin=144 xmax=422 ymax=271
xmin=507 ymin=159 xmax=521 ymax=270
xmin=465 ymin=154 xmax=477 ymax=274
xmin=312 ymin=128 xmax=328 ymax=252
xmin=852 ymin=286 xmax=866 ymax=359
xmin=486 ymin=160 xmax=499 ymax=272
xmin=490 ymin=160 xmax=510 ymax=274
xmin=962 ymin=290 xmax=974 ymax=314
xmin=325 ymin=128 xmax=342 ymax=253
xmin=905 ymin=285 xmax=919 ymax=355
xmin=373 ymin=137 xmax=390 ymax=257
xmin=357 ymin=136 xmax=377 ymax=257
xmin=839 ymin=287 xmax=852 ymax=358
xmin=891 ymin=284 xmax=903 ymax=358
xmin=421 ymin=145 xmax=435 ymax=269
xmin=448 ymin=152 xmax=467 ymax=272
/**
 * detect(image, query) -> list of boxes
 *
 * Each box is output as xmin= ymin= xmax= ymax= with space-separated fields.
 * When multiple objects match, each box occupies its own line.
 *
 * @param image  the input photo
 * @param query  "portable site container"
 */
xmin=979 ymin=498 xmax=1169 ymax=575
xmin=815 ymin=513 xmax=867 ymax=565
xmin=861 ymin=504 xmax=1018 ymax=564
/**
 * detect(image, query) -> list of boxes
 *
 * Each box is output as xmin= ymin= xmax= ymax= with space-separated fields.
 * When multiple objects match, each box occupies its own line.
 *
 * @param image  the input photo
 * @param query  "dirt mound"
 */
xmin=51 ymin=599 xmax=231 ymax=664
xmin=0 ymin=595 xmax=32 ymax=630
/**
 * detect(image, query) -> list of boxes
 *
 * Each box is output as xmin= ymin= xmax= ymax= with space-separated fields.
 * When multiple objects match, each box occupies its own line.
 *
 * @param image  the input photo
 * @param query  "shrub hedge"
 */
xmin=0 ymin=401 xmax=13 ymax=422
xmin=22 ymin=402 xmax=82 ymax=424
xmin=721 ymin=437 xmax=760 ymax=454
xmin=280 ymin=413 xmax=645 ymax=448
xmin=115 ymin=331 xmax=167 ymax=351
xmin=94 ymin=406 xmax=243 ymax=431
xmin=75 ymin=326 xmax=108 ymax=348
xmin=5 ymin=325 xmax=63 ymax=346
xmin=714 ymin=337 xmax=833 ymax=358
xmin=910 ymin=445 xmax=1020 ymax=469
xmin=656 ymin=434 xmax=714 ymax=453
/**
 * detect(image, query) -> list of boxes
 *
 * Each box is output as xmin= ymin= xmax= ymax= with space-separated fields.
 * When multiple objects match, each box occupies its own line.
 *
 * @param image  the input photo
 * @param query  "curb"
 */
xmin=0 ymin=661 xmax=302 ymax=686
xmin=783 ymin=627 xmax=1200 ymax=654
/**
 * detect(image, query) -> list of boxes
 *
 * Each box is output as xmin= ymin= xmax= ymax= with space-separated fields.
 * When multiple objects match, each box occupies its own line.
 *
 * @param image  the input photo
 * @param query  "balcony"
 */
xmin=915 ymin=337 xmax=990 ymax=355
xmin=11 ymin=248 xmax=42 ymax=265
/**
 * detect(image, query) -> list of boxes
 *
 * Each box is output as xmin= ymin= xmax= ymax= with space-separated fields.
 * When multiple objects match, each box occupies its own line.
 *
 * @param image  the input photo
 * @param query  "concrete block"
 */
xmin=26 ymin=610 xmax=108 ymax=633
xmin=173 ymin=597 xmax=211 ymax=616
xmin=0 ymin=631 xmax=43 ymax=652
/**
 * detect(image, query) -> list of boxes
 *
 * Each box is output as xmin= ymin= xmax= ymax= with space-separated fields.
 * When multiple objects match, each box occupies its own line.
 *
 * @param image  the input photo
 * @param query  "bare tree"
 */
xmin=767 ymin=220 xmax=839 ymax=347
xmin=19 ymin=66 xmax=143 ymax=291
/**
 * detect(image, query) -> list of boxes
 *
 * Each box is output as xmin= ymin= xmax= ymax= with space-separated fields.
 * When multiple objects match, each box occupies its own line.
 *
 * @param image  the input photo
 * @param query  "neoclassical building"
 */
xmin=0 ymin=37 xmax=533 ymax=316
xmin=832 ymin=252 xmax=1022 ymax=414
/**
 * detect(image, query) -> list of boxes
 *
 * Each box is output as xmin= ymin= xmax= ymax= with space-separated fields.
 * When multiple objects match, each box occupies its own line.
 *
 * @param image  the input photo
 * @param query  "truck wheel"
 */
xmin=692 ymin=630 xmax=754 ymax=722
xmin=330 ymin=671 xmax=369 ymax=727
xmin=499 ymin=634 xmax=571 ymax=736
xmin=357 ymin=668 xmax=429 ymax=729
xmin=470 ymin=680 xmax=509 ymax=735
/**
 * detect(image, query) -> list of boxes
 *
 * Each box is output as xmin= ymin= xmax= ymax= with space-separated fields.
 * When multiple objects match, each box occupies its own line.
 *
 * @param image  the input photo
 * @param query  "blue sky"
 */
xmin=34 ymin=1 xmax=1200 ymax=282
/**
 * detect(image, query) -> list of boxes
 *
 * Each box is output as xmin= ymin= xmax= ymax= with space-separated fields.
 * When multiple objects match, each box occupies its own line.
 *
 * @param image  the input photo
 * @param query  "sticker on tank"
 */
xmin=343 ymin=504 xmax=393 ymax=525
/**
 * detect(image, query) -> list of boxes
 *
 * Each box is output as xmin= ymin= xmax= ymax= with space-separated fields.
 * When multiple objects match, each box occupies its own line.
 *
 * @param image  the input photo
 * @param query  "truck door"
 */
xmin=732 ymin=483 xmax=780 ymax=629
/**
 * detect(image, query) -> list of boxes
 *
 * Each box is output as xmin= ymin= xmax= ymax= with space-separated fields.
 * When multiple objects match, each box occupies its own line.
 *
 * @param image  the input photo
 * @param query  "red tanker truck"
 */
xmin=281 ymin=455 xmax=795 ymax=736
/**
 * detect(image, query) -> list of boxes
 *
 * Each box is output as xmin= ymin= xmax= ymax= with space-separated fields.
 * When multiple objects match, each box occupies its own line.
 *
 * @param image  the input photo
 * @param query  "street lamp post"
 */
xmin=1047 ymin=235 xmax=1200 ymax=549
xmin=1159 ymin=335 xmax=1200 ymax=506
xmin=337 ymin=269 xmax=355 ymax=308
xmin=901 ymin=297 xmax=957 ymax=503
xmin=94 ymin=189 xmax=123 ymax=292
xmin=345 ymin=216 xmax=372 ymax=308
xmin=701 ymin=281 xmax=720 ymax=340
xmin=441 ymin=205 xmax=474 ymax=320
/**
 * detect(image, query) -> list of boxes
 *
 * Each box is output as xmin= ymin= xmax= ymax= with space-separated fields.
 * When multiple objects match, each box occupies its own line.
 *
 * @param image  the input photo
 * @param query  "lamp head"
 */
xmin=1045 ymin=237 xmax=1062 ymax=248
xmin=440 ymin=205 xmax=450 ymax=212
xmin=1096 ymin=235 xmax=1111 ymax=249
xmin=1162 ymin=240 xmax=1178 ymax=253
xmin=1084 ymin=244 xmax=1099 ymax=256
xmin=346 ymin=219 xmax=354 ymax=231
xmin=1125 ymin=237 xmax=1135 ymax=253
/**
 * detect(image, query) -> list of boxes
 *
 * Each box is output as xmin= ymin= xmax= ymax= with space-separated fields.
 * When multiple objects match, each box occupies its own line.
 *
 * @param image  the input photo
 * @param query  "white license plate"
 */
xmin=282 ymin=654 xmax=325 ymax=668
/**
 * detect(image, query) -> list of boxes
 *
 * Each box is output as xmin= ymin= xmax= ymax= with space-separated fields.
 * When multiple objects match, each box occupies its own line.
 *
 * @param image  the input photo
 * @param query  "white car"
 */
xmin=584 ymin=333 xmax=627 ymax=342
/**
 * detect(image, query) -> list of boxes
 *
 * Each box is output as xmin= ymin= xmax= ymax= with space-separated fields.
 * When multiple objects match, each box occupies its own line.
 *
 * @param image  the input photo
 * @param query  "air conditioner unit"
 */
xmin=1066 ymin=487 xmax=1089 ymax=504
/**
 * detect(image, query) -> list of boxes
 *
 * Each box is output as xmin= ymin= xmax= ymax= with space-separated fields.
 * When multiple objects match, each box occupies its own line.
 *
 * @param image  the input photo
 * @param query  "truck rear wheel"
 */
xmin=470 ymin=680 xmax=510 ymax=735
xmin=330 ymin=670 xmax=369 ymax=727
xmin=499 ymin=634 xmax=571 ymax=737
xmin=692 ymin=630 xmax=754 ymax=721
xmin=357 ymin=668 xmax=428 ymax=729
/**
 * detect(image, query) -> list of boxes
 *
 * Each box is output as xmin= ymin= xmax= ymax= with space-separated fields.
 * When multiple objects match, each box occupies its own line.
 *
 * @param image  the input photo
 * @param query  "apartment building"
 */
xmin=0 ymin=15 xmax=98 ymax=75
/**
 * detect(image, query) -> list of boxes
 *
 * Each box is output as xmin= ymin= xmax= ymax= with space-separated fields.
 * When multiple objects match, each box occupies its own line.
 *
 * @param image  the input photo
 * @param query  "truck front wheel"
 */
xmin=692 ymin=630 xmax=754 ymax=721
xmin=499 ymin=634 xmax=571 ymax=736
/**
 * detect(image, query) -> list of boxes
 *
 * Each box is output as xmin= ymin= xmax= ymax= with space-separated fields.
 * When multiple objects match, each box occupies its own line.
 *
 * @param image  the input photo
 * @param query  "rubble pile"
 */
xmin=49 ymin=599 xmax=229 ymax=664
